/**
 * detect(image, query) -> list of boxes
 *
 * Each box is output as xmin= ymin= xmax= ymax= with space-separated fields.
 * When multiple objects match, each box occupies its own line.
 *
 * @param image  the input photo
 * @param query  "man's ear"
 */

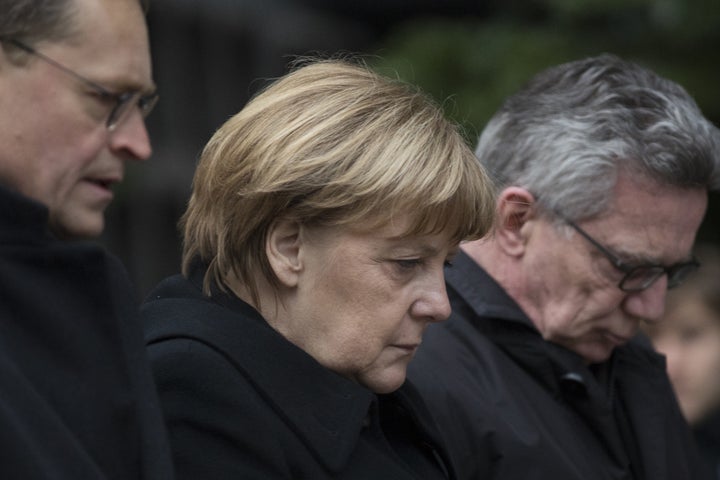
xmin=496 ymin=187 xmax=536 ymax=256
xmin=266 ymin=219 xmax=303 ymax=288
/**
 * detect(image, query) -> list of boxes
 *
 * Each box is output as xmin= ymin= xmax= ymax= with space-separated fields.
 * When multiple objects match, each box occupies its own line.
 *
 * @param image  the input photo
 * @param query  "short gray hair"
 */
xmin=475 ymin=53 xmax=720 ymax=221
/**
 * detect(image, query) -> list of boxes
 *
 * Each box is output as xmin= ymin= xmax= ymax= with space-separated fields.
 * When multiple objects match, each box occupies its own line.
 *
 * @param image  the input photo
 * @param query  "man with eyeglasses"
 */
xmin=0 ymin=0 xmax=172 ymax=478
xmin=408 ymin=54 xmax=720 ymax=480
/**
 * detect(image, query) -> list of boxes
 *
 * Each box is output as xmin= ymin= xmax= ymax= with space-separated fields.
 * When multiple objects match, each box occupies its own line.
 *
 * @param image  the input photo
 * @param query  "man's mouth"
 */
xmin=86 ymin=176 xmax=120 ymax=191
xmin=604 ymin=332 xmax=631 ymax=346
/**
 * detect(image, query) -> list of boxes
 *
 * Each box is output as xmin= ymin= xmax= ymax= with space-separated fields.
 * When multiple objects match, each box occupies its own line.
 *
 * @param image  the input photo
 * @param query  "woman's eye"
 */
xmin=395 ymin=258 xmax=422 ymax=270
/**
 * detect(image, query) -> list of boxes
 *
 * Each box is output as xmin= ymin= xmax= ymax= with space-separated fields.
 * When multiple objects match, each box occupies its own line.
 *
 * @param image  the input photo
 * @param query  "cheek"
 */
xmin=306 ymin=265 xmax=401 ymax=349
xmin=31 ymin=84 xmax=107 ymax=155
xmin=317 ymin=261 xmax=399 ymax=319
xmin=694 ymin=340 xmax=720 ymax=386
xmin=544 ymin=289 xmax=619 ymax=336
xmin=0 ymin=78 xmax=104 ymax=203
xmin=526 ymin=242 xmax=602 ymax=313
xmin=330 ymin=297 xmax=411 ymax=371
xmin=25 ymin=116 xmax=105 ymax=175
xmin=331 ymin=290 xmax=408 ymax=352
xmin=33 ymin=144 xmax=101 ymax=203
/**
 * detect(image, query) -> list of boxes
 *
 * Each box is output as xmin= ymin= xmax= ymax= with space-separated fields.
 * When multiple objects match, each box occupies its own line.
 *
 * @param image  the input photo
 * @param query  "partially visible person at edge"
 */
xmin=141 ymin=58 xmax=496 ymax=479
xmin=0 ymin=0 xmax=174 ymax=478
xmin=407 ymin=53 xmax=720 ymax=480
xmin=643 ymin=243 xmax=720 ymax=480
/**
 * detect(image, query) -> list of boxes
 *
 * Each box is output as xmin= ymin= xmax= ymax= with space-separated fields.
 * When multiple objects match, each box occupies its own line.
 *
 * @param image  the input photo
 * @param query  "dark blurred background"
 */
xmin=102 ymin=0 xmax=720 ymax=298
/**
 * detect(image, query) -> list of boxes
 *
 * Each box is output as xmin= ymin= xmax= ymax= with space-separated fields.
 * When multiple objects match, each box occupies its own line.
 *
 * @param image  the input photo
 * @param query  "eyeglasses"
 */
xmin=558 ymin=215 xmax=699 ymax=292
xmin=1 ymin=37 xmax=158 ymax=131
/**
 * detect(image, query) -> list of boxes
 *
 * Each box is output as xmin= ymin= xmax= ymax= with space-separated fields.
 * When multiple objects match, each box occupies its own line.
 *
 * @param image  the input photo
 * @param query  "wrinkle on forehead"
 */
xmin=592 ymin=172 xmax=707 ymax=263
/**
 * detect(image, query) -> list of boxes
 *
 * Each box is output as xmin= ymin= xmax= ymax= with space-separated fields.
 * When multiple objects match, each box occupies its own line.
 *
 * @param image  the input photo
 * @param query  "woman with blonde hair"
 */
xmin=142 ymin=58 xmax=495 ymax=479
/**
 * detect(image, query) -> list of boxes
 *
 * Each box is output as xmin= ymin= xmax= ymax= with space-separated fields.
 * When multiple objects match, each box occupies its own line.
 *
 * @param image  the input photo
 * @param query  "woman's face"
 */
xmin=276 ymin=216 xmax=457 ymax=393
xmin=644 ymin=298 xmax=720 ymax=425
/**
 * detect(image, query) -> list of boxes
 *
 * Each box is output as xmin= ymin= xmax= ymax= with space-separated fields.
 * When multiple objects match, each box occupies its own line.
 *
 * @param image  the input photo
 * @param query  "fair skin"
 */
xmin=0 ymin=0 xmax=155 ymax=238
xmin=466 ymin=171 xmax=707 ymax=364
xmin=234 ymin=215 xmax=456 ymax=394
xmin=644 ymin=298 xmax=720 ymax=425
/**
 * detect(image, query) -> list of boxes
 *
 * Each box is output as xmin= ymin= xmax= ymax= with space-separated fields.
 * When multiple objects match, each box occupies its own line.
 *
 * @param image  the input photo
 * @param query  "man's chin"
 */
xmin=49 ymin=212 xmax=105 ymax=240
xmin=576 ymin=342 xmax=615 ymax=365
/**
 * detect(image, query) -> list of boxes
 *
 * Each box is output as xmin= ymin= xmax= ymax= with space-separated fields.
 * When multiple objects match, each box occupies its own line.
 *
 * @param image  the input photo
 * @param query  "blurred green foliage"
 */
xmin=371 ymin=0 xmax=720 ymax=141
xmin=370 ymin=0 xmax=720 ymax=242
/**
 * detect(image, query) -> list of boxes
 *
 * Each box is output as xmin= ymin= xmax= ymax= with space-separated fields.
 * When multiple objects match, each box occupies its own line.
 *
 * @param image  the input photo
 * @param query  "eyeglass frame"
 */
xmin=0 ymin=37 xmax=158 ymax=131
xmin=554 ymin=212 xmax=700 ymax=292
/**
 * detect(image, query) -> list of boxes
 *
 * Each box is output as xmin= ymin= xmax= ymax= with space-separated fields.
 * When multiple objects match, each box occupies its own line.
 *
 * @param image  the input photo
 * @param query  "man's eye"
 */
xmin=89 ymin=90 xmax=118 ymax=105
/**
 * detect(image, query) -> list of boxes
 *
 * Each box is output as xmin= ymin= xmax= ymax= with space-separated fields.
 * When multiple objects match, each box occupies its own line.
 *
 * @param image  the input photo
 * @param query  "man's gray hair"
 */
xmin=475 ymin=53 xmax=720 ymax=222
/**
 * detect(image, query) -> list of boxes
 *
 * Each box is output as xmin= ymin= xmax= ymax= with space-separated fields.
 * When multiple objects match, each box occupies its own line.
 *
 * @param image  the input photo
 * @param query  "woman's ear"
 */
xmin=496 ymin=187 xmax=536 ymax=257
xmin=266 ymin=219 xmax=303 ymax=288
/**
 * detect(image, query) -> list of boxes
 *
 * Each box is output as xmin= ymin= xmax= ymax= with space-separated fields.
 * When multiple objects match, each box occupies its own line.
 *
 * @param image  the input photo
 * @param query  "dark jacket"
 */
xmin=0 ymin=185 xmax=174 ymax=479
xmin=407 ymin=251 xmax=704 ymax=480
xmin=142 ymin=269 xmax=455 ymax=479
xmin=694 ymin=411 xmax=720 ymax=479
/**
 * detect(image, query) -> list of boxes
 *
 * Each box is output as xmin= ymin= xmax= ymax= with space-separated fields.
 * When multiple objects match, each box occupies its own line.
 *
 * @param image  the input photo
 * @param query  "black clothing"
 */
xmin=695 ymin=411 xmax=720 ymax=479
xmin=0 ymin=185 xmax=174 ymax=479
xmin=407 ymin=251 xmax=703 ymax=480
xmin=142 ymin=269 xmax=454 ymax=479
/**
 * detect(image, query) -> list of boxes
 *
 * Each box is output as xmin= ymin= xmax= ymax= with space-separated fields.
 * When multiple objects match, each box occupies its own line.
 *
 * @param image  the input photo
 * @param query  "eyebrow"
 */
xmin=610 ymin=246 xmax=658 ymax=264
xmin=384 ymin=238 xmax=458 ymax=259
xmin=386 ymin=242 xmax=438 ymax=255
xmin=101 ymin=77 xmax=157 ymax=95
xmin=609 ymin=245 xmax=694 ymax=267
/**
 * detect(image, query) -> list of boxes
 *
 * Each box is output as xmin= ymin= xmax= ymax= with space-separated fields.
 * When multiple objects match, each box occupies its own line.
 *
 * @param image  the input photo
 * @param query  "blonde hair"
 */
xmin=181 ymin=58 xmax=495 ymax=304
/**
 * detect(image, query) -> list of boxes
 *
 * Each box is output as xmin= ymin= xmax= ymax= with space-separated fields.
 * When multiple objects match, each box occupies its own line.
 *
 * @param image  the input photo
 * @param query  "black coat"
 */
xmin=142 ymin=270 xmax=455 ymax=479
xmin=0 ymin=185 xmax=174 ymax=479
xmin=407 ymin=251 xmax=704 ymax=480
xmin=694 ymin=411 xmax=720 ymax=479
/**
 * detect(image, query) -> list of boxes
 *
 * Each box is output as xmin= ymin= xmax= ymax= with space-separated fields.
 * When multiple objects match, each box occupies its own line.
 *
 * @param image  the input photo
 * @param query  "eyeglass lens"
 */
xmin=108 ymin=91 xmax=159 ymax=130
xmin=620 ymin=262 xmax=699 ymax=292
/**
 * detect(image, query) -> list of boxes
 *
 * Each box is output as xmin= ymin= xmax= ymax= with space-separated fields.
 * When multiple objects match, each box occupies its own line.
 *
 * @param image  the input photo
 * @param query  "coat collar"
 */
xmin=445 ymin=251 xmax=679 ymax=478
xmin=446 ymin=251 xmax=592 ymax=398
xmin=0 ymin=184 xmax=51 ymax=243
xmin=445 ymin=251 xmax=531 ymax=326
xmin=143 ymin=271 xmax=377 ymax=473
